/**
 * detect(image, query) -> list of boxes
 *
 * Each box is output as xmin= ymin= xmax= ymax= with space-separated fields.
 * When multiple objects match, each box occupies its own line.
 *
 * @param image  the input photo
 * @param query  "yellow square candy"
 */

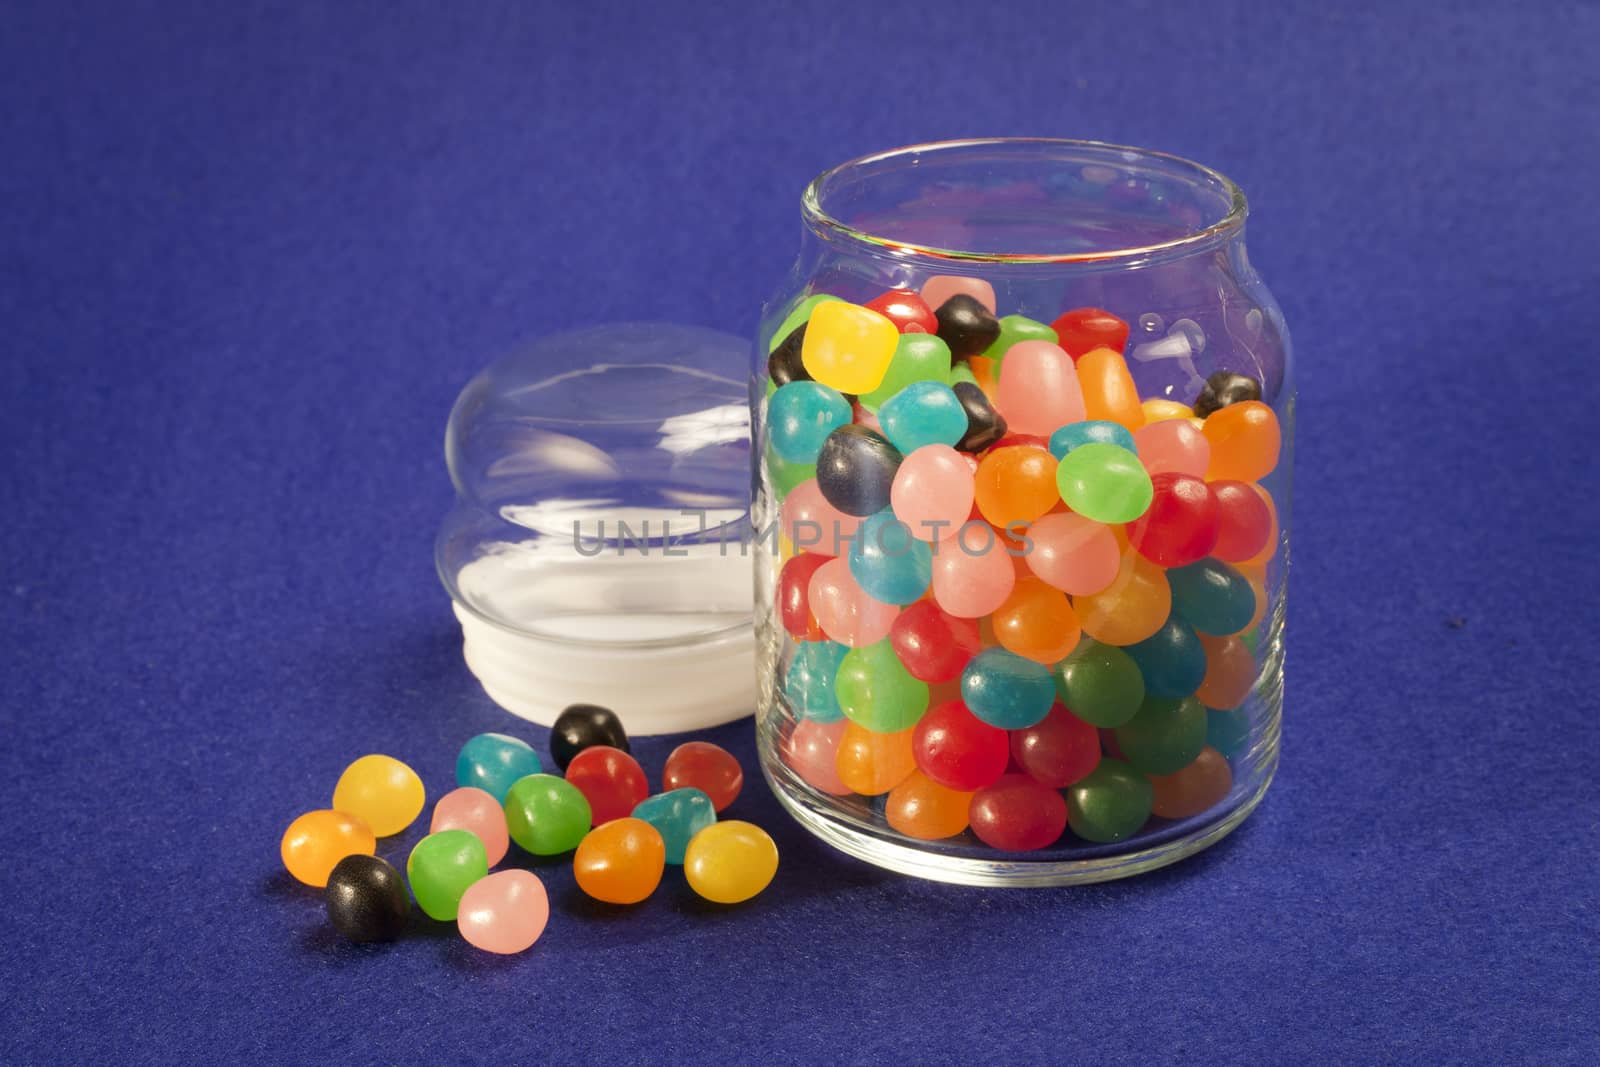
xmin=800 ymin=301 xmax=898 ymax=394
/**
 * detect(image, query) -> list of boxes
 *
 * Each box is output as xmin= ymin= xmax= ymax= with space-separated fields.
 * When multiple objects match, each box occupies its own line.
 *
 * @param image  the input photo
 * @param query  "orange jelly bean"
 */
xmin=993 ymin=576 xmax=1082 ymax=664
xmin=973 ymin=446 xmax=1059 ymax=529
xmin=573 ymin=817 xmax=667 ymax=905
xmin=1202 ymin=400 xmax=1281 ymax=482
xmin=1076 ymin=347 xmax=1144 ymax=432
xmin=281 ymin=809 xmax=377 ymax=887
xmin=1148 ymin=746 xmax=1233 ymax=819
xmin=1074 ymin=550 xmax=1171 ymax=646
xmin=1195 ymin=633 xmax=1257 ymax=709
xmin=835 ymin=722 xmax=917 ymax=796
xmin=885 ymin=771 xmax=974 ymax=840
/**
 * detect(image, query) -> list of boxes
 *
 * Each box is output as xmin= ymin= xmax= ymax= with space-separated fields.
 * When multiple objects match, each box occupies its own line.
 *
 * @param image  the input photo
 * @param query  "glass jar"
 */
xmin=752 ymin=139 xmax=1291 ymax=886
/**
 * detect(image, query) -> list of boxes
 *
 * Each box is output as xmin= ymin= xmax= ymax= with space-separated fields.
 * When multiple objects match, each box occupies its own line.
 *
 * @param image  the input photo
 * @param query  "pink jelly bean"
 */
xmin=430 ymin=787 xmax=510 ymax=866
xmin=785 ymin=718 xmax=851 ymax=795
xmin=931 ymin=524 xmax=1017 ymax=617
xmin=1024 ymin=512 xmax=1122 ymax=596
xmin=996 ymin=341 xmax=1085 ymax=435
xmin=808 ymin=556 xmax=899 ymax=646
xmin=920 ymin=275 xmax=996 ymax=314
xmin=891 ymin=444 xmax=975 ymax=543
xmin=456 ymin=870 xmax=549 ymax=954
xmin=781 ymin=478 xmax=862 ymax=557
xmin=1133 ymin=418 xmax=1211 ymax=478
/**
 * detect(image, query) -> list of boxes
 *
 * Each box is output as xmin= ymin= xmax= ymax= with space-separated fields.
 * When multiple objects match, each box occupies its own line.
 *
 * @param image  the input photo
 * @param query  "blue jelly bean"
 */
xmin=1048 ymin=419 xmax=1137 ymax=459
xmin=769 ymin=381 xmax=852 ymax=464
xmin=456 ymin=733 xmax=543 ymax=803
xmin=783 ymin=640 xmax=850 ymax=722
xmin=1206 ymin=706 xmax=1251 ymax=758
xmin=1169 ymin=557 xmax=1257 ymax=635
xmin=877 ymin=381 xmax=968 ymax=454
xmin=848 ymin=511 xmax=932 ymax=606
xmin=1124 ymin=616 xmax=1208 ymax=699
xmin=631 ymin=788 xmax=716 ymax=865
xmin=961 ymin=648 xmax=1055 ymax=729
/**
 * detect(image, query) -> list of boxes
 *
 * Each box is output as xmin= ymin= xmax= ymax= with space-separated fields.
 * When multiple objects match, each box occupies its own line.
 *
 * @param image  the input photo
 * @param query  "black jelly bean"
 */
xmin=768 ymin=324 xmax=812 ymax=387
xmin=815 ymin=424 xmax=903 ymax=518
xmin=325 ymin=854 xmax=410 ymax=943
xmin=551 ymin=703 xmax=630 ymax=770
xmin=934 ymin=294 xmax=1002 ymax=360
xmin=952 ymin=381 xmax=1008 ymax=453
xmin=1193 ymin=371 xmax=1262 ymax=417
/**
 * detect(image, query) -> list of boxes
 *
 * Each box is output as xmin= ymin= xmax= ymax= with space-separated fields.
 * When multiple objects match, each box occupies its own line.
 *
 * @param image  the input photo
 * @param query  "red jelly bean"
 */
xmin=1127 ymin=472 xmax=1220 ymax=568
xmin=969 ymin=773 xmax=1069 ymax=850
xmin=778 ymin=552 xmax=831 ymax=638
xmin=662 ymin=741 xmax=743 ymax=812
xmin=1010 ymin=704 xmax=1101 ymax=788
xmin=912 ymin=699 xmax=1009 ymax=792
xmin=890 ymin=600 xmax=982 ymax=683
xmin=564 ymin=746 xmax=648 ymax=825
xmin=1050 ymin=307 xmax=1130 ymax=361
xmin=1209 ymin=480 xmax=1273 ymax=563
xmin=865 ymin=289 xmax=939 ymax=334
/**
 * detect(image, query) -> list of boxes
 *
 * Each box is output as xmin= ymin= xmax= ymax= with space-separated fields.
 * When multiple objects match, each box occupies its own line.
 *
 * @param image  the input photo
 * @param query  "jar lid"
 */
xmin=437 ymin=323 xmax=755 ymax=734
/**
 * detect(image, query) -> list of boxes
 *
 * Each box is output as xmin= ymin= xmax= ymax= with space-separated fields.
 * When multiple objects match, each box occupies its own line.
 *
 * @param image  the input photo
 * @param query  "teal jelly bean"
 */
xmin=769 ymin=381 xmax=852 ymax=464
xmin=848 ymin=511 xmax=932 ymax=605
xmin=1206 ymin=706 xmax=1251 ymax=757
xmin=859 ymin=333 xmax=953 ymax=411
xmin=769 ymin=293 xmax=841 ymax=352
xmin=962 ymin=647 xmax=1055 ymax=729
xmin=1055 ymin=442 xmax=1153 ymax=523
xmin=456 ymin=733 xmax=542 ymax=803
xmin=1055 ymin=638 xmax=1146 ymax=727
xmin=1169 ymin=557 xmax=1257 ymax=635
xmin=784 ymin=640 xmax=850 ymax=722
xmin=1115 ymin=694 xmax=1207 ymax=775
xmin=877 ymin=381 xmax=968 ymax=454
xmin=981 ymin=314 xmax=1058 ymax=362
xmin=836 ymin=638 xmax=930 ymax=732
xmin=1066 ymin=760 xmax=1154 ymax=843
xmin=1048 ymin=419 xmax=1137 ymax=459
xmin=1124 ymin=616 xmax=1208 ymax=699
xmin=632 ymin=788 xmax=716 ymax=865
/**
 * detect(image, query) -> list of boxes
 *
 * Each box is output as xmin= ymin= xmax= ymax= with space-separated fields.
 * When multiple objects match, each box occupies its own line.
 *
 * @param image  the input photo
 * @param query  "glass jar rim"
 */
xmin=800 ymin=137 xmax=1248 ymax=267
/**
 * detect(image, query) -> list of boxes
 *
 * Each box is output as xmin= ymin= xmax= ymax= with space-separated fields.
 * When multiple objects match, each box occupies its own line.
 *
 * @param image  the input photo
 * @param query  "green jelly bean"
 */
xmin=1055 ymin=638 xmax=1145 ymax=728
xmin=948 ymin=362 xmax=979 ymax=388
xmin=1055 ymin=442 xmax=1154 ymax=524
xmin=1206 ymin=707 xmax=1251 ymax=758
xmin=858 ymin=334 xmax=953 ymax=412
xmin=406 ymin=829 xmax=488 ymax=921
xmin=768 ymin=294 xmax=842 ymax=352
xmin=503 ymin=774 xmax=592 ymax=856
xmin=765 ymin=444 xmax=815 ymax=502
xmin=981 ymin=314 xmax=1057 ymax=362
xmin=1066 ymin=759 xmax=1154 ymax=843
xmin=1241 ymin=629 xmax=1260 ymax=654
xmin=1116 ymin=694 xmax=1208 ymax=775
xmin=835 ymin=638 xmax=930 ymax=733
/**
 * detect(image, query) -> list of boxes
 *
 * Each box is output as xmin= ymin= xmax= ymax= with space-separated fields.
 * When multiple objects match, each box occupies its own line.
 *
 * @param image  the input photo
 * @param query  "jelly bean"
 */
xmin=886 ymin=771 xmax=974 ymax=840
xmin=770 ymin=294 xmax=841 ymax=353
xmin=1124 ymin=616 xmax=1208 ymax=699
xmin=835 ymin=722 xmax=917 ymax=795
xmin=684 ymin=821 xmax=779 ymax=904
xmin=951 ymin=381 xmax=1009 ymax=453
xmin=1193 ymin=370 xmax=1262 ymax=417
xmin=891 ymin=444 xmax=974 ymax=543
xmin=973 ymin=445 xmax=1060 ymax=529
xmin=767 ymin=323 xmax=812 ymax=387
xmin=933 ymin=292 xmax=1003 ymax=361
xmin=430 ymin=787 xmax=510 ymax=866
xmin=923 ymin=276 xmax=997 ymax=316
xmin=1169 ymin=557 xmax=1257 ymax=635
xmin=911 ymin=698 xmax=1009 ymax=791
xmin=778 ymin=552 xmax=830 ymax=638
xmin=1141 ymin=397 xmax=1194 ymax=423
xmin=969 ymin=773 xmax=1068 ymax=851
xmin=948 ymin=361 xmax=979 ymax=389
xmin=1132 ymin=418 xmax=1210 ymax=478
xmin=996 ymin=340 xmax=1085 ymax=435
xmin=784 ymin=639 xmax=850 ymax=721
xmin=981 ymin=314 xmax=1058 ymax=361
xmin=864 ymin=288 xmax=940 ymax=334
xmin=848 ymin=512 xmax=932 ymax=606
xmin=1127 ymin=472 xmax=1219 ymax=568
xmin=1202 ymin=400 xmax=1281 ymax=482
xmin=550 ymin=703 xmax=629 ymax=771
xmin=572 ymin=817 xmax=666 ymax=904
xmin=1149 ymin=746 xmax=1233 ymax=819
xmin=1050 ymin=307 xmax=1129 ymax=360
xmin=889 ymin=600 xmax=981 ymax=683
xmin=1206 ymin=707 xmax=1251 ymax=757
xmin=1076 ymin=347 xmax=1143 ymax=431
xmin=962 ymin=647 xmax=1056 ymax=729
xmin=1055 ymin=441 xmax=1153 ymax=525
xmin=769 ymin=381 xmax=853 ymax=464
xmin=456 ymin=733 xmax=543 ymax=803
xmin=631 ymin=788 xmax=716 ymax=865
xmin=281 ymin=810 xmax=376 ymax=888
xmin=1024 ymin=512 xmax=1121 ymax=596
xmin=1076 ymin=548 xmax=1171 ymax=646
xmin=930 ymin=524 xmax=1016 ymax=618
xmin=1010 ymin=703 xmax=1100 ymax=788
xmin=781 ymin=477 xmax=863 ymax=556
xmin=1115 ymin=694 xmax=1207 ymax=775
xmin=766 ymin=444 xmax=816 ymax=501
xmin=332 ymin=755 xmax=424 ymax=838
xmin=878 ymin=381 xmax=967 ymax=454
xmin=1065 ymin=759 xmax=1153 ymax=843
xmin=503 ymin=774 xmax=591 ymax=855
xmin=815 ymin=425 xmax=903 ymax=518
xmin=325 ymin=854 xmax=409 ymax=942
xmin=801 ymin=301 xmax=899 ymax=394
xmin=663 ymin=742 xmax=743 ymax=812
xmin=1209 ymin=480 xmax=1274 ymax=562
xmin=1048 ymin=419 xmax=1136 ymax=459
xmin=1239 ymin=485 xmax=1279 ymax=567
xmin=565 ymin=746 xmax=650 ymax=826
xmin=1195 ymin=633 xmax=1256 ymax=710
xmin=406 ymin=829 xmax=488 ymax=921
xmin=784 ymin=718 xmax=852 ymax=795
xmin=992 ymin=576 xmax=1081 ymax=664
xmin=1054 ymin=637 xmax=1146 ymax=728
xmin=457 ymin=869 xmax=549 ymax=953
xmin=836 ymin=638 xmax=931 ymax=733
xmin=859 ymin=333 xmax=953 ymax=411
xmin=808 ymin=556 xmax=900 ymax=647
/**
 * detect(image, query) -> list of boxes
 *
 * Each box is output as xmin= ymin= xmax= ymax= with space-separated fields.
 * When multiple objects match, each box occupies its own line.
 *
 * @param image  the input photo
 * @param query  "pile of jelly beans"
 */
xmin=279 ymin=704 xmax=778 ymax=953
xmin=768 ymin=279 xmax=1280 ymax=852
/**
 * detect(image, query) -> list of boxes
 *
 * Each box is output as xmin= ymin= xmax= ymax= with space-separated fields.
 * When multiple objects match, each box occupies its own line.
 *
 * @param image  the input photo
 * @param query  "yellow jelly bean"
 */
xmin=683 ymin=821 xmax=779 ymax=904
xmin=1141 ymin=398 xmax=1193 ymax=423
xmin=332 ymin=754 xmax=426 ymax=837
xmin=800 ymin=301 xmax=898 ymax=394
xmin=280 ymin=809 xmax=376 ymax=887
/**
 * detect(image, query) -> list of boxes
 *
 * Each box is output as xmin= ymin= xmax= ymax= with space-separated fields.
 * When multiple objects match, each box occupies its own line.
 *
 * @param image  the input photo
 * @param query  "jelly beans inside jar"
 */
xmin=754 ymin=139 xmax=1291 ymax=886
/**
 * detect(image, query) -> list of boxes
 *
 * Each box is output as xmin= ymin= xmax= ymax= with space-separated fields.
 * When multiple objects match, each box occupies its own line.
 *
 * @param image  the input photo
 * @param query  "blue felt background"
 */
xmin=3 ymin=1 xmax=1597 ymax=1062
